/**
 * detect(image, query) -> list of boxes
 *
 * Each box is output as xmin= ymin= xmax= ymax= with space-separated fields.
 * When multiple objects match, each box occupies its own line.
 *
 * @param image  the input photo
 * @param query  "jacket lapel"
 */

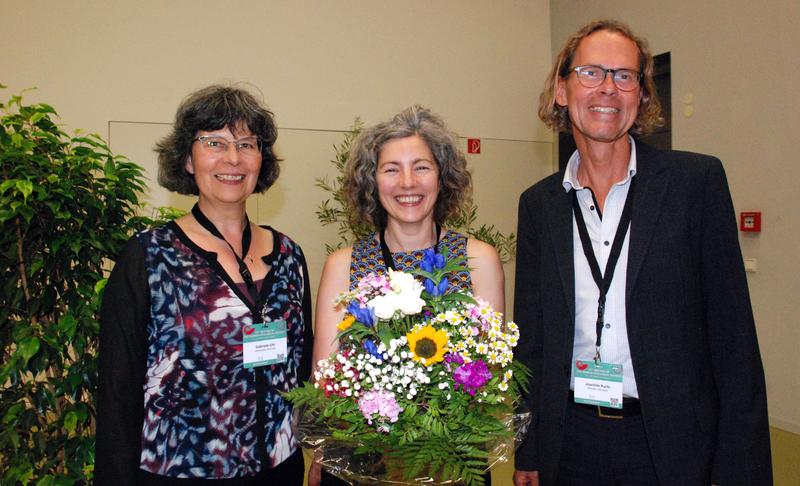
xmin=626 ymin=143 xmax=670 ymax=299
xmin=544 ymin=177 xmax=576 ymax=320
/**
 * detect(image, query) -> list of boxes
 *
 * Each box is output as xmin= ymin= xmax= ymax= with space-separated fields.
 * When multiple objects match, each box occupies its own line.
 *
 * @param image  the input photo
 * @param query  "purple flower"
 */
xmin=347 ymin=302 xmax=375 ymax=327
xmin=453 ymin=360 xmax=492 ymax=396
xmin=443 ymin=352 xmax=464 ymax=371
xmin=420 ymin=249 xmax=445 ymax=272
xmin=424 ymin=276 xmax=449 ymax=297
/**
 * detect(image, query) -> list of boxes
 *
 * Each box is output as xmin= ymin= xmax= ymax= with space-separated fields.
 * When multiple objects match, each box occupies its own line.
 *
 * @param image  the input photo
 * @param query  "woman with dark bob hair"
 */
xmin=96 ymin=85 xmax=311 ymax=485
xmin=308 ymin=106 xmax=503 ymax=486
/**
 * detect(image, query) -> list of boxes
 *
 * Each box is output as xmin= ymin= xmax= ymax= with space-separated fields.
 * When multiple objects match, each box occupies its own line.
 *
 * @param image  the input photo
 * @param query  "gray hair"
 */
xmin=344 ymin=105 xmax=472 ymax=228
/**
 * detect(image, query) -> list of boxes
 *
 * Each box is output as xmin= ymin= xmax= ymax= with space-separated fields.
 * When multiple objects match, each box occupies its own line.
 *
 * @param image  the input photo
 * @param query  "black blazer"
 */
xmin=513 ymin=143 xmax=772 ymax=485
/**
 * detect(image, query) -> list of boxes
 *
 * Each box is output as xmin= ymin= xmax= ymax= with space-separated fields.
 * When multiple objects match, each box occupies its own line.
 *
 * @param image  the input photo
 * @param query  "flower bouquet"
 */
xmin=286 ymin=250 xmax=530 ymax=485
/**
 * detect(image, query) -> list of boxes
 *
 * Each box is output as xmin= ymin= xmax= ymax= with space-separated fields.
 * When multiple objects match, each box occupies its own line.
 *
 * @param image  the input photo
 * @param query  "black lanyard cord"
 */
xmin=192 ymin=203 xmax=269 ymax=463
xmin=191 ymin=203 xmax=260 ymax=306
xmin=379 ymin=223 xmax=442 ymax=271
xmin=572 ymin=178 xmax=635 ymax=360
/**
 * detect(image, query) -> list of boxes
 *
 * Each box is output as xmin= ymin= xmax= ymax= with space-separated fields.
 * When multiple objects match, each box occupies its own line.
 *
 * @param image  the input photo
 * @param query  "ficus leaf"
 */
xmin=17 ymin=337 xmax=40 ymax=365
xmin=57 ymin=314 xmax=77 ymax=339
xmin=94 ymin=278 xmax=108 ymax=294
xmin=2 ymin=402 xmax=25 ymax=425
xmin=0 ymin=179 xmax=15 ymax=193
xmin=63 ymin=411 xmax=78 ymax=435
xmin=35 ymin=475 xmax=55 ymax=486
xmin=15 ymin=179 xmax=33 ymax=199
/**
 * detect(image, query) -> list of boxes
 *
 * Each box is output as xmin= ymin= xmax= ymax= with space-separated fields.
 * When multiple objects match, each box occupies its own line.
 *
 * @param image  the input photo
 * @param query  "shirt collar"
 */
xmin=562 ymin=136 xmax=638 ymax=192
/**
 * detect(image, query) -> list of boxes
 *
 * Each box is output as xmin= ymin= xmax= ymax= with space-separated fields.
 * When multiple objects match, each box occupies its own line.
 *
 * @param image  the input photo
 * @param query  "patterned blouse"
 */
xmin=96 ymin=222 xmax=312 ymax=482
xmin=349 ymin=230 xmax=472 ymax=291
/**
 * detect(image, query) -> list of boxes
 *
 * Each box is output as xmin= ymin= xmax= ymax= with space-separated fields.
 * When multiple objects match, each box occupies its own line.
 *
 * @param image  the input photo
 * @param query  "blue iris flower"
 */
xmin=363 ymin=339 xmax=383 ymax=362
xmin=420 ymin=249 xmax=445 ymax=273
xmin=347 ymin=302 xmax=375 ymax=328
xmin=424 ymin=276 xmax=449 ymax=297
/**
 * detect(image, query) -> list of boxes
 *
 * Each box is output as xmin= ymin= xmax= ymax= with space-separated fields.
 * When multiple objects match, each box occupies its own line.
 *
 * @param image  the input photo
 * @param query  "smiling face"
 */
xmin=185 ymin=123 xmax=262 ymax=207
xmin=556 ymin=29 xmax=642 ymax=148
xmin=376 ymin=134 xmax=440 ymax=229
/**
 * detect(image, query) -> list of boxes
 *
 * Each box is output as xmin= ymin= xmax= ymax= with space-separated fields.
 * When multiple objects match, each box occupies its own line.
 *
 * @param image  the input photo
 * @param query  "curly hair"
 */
xmin=539 ymin=19 xmax=663 ymax=136
xmin=344 ymin=106 xmax=472 ymax=229
xmin=156 ymin=84 xmax=280 ymax=195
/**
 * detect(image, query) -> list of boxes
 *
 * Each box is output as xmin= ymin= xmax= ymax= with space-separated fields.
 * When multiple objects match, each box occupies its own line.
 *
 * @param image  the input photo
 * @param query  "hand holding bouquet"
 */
xmin=287 ymin=251 xmax=530 ymax=485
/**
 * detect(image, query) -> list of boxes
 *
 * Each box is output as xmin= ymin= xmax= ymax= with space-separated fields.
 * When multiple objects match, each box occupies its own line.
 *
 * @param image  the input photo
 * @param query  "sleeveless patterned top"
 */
xmin=349 ymin=230 xmax=472 ymax=292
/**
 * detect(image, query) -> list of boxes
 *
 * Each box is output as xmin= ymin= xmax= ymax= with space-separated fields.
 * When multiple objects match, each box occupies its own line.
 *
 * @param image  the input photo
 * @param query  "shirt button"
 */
xmin=590 ymin=205 xmax=595 ymax=211
xmin=604 ymin=240 xmax=610 ymax=246
xmin=605 ymin=323 xmax=611 ymax=329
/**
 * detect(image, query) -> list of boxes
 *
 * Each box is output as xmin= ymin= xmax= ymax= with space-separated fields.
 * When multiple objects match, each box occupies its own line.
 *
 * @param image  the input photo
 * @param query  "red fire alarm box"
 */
xmin=467 ymin=138 xmax=481 ymax=154
xmin=740 ymin=212 xmax=761 ymax=232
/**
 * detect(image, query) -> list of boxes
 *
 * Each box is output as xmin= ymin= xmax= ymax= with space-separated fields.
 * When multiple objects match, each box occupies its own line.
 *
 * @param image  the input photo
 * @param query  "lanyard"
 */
xmin=191 ymin=203 xmax=260 ymax=307
xmin=571 ymin=178 xmax=635 ymax=363
xmin=379 ymin=224 xmax=441 ymax=271
xmin=191 ymin=204 xmax=270 ymax=463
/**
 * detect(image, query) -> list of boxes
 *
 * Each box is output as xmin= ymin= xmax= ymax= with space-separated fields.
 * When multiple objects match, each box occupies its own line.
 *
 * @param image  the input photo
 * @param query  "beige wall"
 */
xmin=1 ymin=1 xmax=554 ymax=330
xmin=2 ymin=0 xmax=551 ymax=139
xmin=550 ymin=0 xmax=800 ymax=433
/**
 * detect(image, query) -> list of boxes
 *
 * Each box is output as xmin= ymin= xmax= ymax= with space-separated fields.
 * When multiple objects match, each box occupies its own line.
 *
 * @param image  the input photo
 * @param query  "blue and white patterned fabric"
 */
xmin=349 ymin=230 xmax=472 ymax=292
xmin=136 ymin=223 xmax=307 ymax=478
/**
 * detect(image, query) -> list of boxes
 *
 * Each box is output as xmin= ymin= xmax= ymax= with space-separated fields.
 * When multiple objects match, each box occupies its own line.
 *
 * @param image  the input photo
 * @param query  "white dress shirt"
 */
xmin=562 ymin=138 xmax=639 ymax=398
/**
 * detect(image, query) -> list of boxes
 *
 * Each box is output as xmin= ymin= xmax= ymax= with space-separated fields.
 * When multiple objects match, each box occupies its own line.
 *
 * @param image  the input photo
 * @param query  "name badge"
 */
xmin=243 ymin=320 xmax=288 ymax=368
xmin=573 ymin=359 xmax=623 ymax=409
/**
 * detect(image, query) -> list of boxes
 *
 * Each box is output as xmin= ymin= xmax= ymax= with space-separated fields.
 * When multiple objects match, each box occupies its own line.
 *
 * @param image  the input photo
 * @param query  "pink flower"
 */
xmin=358 ymin=390 xmax=402 ymax=425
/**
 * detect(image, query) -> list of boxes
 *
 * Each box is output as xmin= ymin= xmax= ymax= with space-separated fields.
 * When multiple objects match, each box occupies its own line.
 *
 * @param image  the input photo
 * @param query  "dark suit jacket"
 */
xmin=513 ymin=143 xmax=772 ymax=485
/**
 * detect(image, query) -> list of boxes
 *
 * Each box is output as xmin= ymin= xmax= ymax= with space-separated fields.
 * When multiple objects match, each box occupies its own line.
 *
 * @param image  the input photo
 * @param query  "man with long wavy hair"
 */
xmin=513 ymin=19 xmax=771 ymax=486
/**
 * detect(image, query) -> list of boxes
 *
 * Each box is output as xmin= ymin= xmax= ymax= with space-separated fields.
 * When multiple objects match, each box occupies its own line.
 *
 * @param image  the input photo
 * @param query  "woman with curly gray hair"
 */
xmin=97 ymin=85 xmax=311 ymax=485
xmin=308 ymin=106 xmax=503 ymax=486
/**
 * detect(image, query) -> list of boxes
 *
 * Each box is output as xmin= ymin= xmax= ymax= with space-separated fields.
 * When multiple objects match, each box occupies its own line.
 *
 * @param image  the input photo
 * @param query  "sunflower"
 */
xmin=337 ymin=315 xmax=356 ymax=331
xmin=406 ymin=325 xmax=448 ymax=365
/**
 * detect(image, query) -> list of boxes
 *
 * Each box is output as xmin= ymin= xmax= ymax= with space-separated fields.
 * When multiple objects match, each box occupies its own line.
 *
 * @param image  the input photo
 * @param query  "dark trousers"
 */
xmin=555 ymin=401 xmax=658 ymax=486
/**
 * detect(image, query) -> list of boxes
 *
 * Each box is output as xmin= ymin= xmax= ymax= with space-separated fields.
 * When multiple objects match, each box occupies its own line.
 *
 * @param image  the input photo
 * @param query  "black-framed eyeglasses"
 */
xmin=568 ymin=65 xmax=641 ymax=91
xmin=193 ymin=136 xmax=262 ymax=157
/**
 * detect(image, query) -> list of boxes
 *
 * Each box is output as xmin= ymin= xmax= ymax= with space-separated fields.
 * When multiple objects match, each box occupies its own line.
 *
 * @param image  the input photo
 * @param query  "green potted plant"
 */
xmin=0 ymin=85 xmax=152 ymax=484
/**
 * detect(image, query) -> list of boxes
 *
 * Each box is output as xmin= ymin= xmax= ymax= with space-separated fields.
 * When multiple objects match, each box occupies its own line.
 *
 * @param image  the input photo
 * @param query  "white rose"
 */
xmin=397 ymin=293 xmax=425 ymax=316
xmin=387 ymin=269 xmax=425 ymax=316
xmin=369 ymin=294 xmax=398 ymax=320
xmin=387 ymin=269 xmax=418 ymax=294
